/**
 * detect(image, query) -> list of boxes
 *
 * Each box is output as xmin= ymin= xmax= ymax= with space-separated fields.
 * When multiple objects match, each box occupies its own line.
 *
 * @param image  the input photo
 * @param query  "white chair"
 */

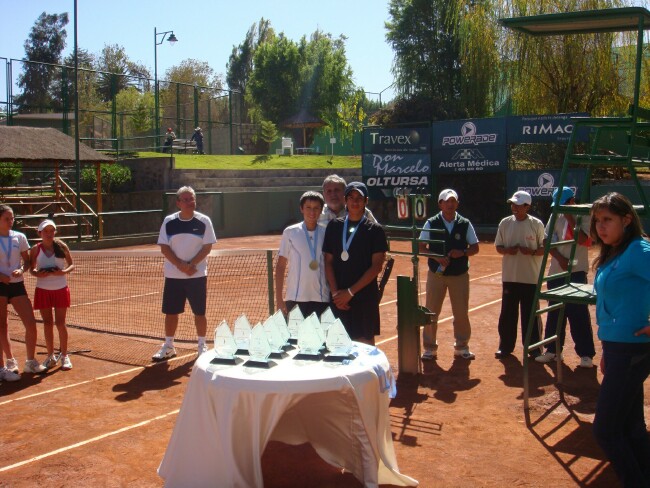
xmin=281 ymin=137 xmax=293 ymax=155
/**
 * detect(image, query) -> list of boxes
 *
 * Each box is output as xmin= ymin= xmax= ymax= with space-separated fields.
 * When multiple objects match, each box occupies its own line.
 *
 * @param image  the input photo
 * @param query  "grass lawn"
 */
xmin=132 ymin=152 xmax=361 ymax=170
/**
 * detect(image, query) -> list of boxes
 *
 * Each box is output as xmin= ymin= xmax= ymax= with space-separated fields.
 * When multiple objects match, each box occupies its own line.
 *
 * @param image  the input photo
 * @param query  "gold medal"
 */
xmin=309 ymin=260 xmax=318 ymax=270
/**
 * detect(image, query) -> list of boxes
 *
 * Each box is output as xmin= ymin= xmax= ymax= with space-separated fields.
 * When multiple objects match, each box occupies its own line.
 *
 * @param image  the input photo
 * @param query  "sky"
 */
xmin=0 ymin=0 xmax=397 ymax=103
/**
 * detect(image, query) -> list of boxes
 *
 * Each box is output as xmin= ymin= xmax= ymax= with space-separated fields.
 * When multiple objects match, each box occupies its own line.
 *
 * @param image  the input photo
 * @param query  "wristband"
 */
xmin=347 ymin=288 xmax=354 ymax=297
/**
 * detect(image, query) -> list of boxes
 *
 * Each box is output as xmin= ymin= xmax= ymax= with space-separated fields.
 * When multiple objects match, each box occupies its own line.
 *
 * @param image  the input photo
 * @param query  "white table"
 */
xmin=158 ymin=343 xmax=418 ymax=488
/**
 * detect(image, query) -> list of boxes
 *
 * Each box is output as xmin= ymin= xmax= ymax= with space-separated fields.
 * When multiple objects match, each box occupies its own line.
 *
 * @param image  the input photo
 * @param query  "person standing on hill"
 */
xmin=190 ymin=127 xmax=204 ymax=154
xmin=153 ymin=186 xmax=217 ymax=361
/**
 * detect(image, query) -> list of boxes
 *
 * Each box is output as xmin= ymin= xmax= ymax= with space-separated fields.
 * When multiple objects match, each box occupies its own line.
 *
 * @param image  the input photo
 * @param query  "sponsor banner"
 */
xmin=362 ymin=127 xmax=430 ymax=154
xmin=507 ymin=169 xmax=589 ymax=201
xmin=362 ymin=153 xmax=431 ymax=200
xmin=432 ymin=145 xmax=507 ymax=174
xmin=432 ymin=117 xmax=506 ymax=149
xmin=506 ymin=113 xmax=589 ymax=144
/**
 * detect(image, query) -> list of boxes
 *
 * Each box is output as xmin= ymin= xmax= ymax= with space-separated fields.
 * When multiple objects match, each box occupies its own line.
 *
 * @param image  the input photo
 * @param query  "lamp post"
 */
xmin=154 ymin=27 xmax=178 ymax=151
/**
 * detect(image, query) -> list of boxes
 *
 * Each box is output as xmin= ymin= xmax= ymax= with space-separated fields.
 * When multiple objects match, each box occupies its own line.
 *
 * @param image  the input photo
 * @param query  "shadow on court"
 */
xmin=112 ymin=357 xmax=194 ymax=402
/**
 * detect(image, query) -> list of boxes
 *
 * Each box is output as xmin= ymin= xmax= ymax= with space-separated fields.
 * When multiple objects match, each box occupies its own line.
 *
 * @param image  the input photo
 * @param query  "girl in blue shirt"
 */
xmin=591 ymin=192 xmax=650 ymax=487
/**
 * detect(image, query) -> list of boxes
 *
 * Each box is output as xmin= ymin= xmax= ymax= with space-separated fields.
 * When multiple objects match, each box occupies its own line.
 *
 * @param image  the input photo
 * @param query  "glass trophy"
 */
xmin=325 ymin=319 xmax=354 ymax=360
xmin=296 ymin=314 xmax=324 ymax=359
xmin=263 ymin=316 xmax=286 ymax=357
xmin=212 ymin=320 xmax=239 ymax=365
xmin=305 ymin=312 xmax=326 ymax=347
xmin=233 ymin=314 xmax=252 ymax=354
xmin=245 ymin=323 xmax=274 ymax=368
xmin=287 ymin=305 xmax=304 ymax=344
xmin=319 ymin=307 xmax=336 ymax=333
xmin=272 ymin=309 xmax=291 ymax=347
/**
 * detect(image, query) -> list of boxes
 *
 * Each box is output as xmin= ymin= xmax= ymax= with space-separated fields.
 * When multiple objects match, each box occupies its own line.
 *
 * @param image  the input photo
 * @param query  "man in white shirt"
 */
xmin=153 ymin=186 xmax=217 ymax=361
xmin=318 ymin=174 xmax=377 ymax=225
xmin=495 ymin=190 xmax=545 ymax=359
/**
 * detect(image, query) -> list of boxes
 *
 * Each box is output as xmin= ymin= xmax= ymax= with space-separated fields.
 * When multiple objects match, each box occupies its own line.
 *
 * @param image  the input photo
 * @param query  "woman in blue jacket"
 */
xmin=591 ymin=192 xmax=650 ymax=487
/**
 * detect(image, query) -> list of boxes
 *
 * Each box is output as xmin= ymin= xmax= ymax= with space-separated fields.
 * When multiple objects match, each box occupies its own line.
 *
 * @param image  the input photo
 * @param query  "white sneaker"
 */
xmin=198 ymin=343 xmax=208 ymax=356
xmin=535 ymin=352 xmax=562 ymax=363
xmin=152 ymin=343 xmax=176 ymax=362
xmin=42 ymin=354 xmax=59 ymax=370
xmin=5 ymin=358 xmax=19 ymax=373
xmin=24 ymin=359 xmax=47 ymax=374
xmin=454 ymin=348 xmax=476 ymax=360
xmin=578 ymin=356 xmax=593 ymax=368
xmin=60 ymin=354 xmax=73 ymax=370
xmin=0 ymin=367 xmax=20 ymax=382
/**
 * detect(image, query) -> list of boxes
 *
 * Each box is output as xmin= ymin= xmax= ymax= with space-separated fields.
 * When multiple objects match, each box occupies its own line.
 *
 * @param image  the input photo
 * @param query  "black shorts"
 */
xmin=285 ymin=301 xmax=329 ymax=319
xmin=162 ymin=277 xmax=207 ymax=315
xmin=0 ymin=282 xmax=28 ymax=301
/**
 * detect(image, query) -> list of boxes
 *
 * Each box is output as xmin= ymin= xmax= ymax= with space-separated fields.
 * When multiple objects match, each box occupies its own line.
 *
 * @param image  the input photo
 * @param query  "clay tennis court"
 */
xmin=0 ymin=235 xmax=639 ymax=487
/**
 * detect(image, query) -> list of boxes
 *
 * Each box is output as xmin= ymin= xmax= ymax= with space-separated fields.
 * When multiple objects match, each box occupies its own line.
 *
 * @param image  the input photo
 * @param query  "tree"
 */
xmin=495 ymin=0 xmax=629 ymax=116
xmin=226 ymin=18 xmax=273 ymax=94
xmin=95 ymin=44 xmax=151 ymax=102
xmin=246 ymin=30 xmax=354 ymax=132
xmin=114 ymin=87 xmax=154 ymax=136
xmin=50 ymin=48 xmax=98 ymax=112
xmin=15 ymin=12 xmax=69 ymax=113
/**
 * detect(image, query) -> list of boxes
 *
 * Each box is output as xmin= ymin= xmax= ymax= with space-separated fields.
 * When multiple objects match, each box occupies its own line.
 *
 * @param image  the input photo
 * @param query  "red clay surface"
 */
xmin=0 ymin=235 xmax=643 ymax=487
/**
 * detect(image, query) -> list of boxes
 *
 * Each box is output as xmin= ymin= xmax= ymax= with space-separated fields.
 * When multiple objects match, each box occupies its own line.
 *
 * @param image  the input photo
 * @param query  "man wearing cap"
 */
xmin=190 ymin=127 xmax=204 ymax=154
xmin=495 ymin=190 xmax=546 ymax=359
xmin=536 ymin=186 xmax=596 ymax=368
xmin=418 ymin=189 xmax=479 ymax=360
xmin=318 ymin=174 xmax=378 ymax=225
xmin=323 ymin=182 xmax=387 ymax=345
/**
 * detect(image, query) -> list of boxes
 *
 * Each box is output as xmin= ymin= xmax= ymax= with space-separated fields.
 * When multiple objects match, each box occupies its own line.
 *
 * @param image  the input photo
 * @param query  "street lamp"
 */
xmin=154 ymin=27 xmax=178 ymax=151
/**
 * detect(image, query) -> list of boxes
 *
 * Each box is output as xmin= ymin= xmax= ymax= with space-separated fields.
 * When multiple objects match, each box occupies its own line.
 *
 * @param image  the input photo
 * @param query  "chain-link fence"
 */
xmin=1 ymin=58 xmax=246 ymax=157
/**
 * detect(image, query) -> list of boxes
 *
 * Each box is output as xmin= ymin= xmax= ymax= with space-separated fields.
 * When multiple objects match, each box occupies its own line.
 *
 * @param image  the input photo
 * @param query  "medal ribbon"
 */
xmin=342 ymin=216 xmax=366 ymax=256
xmin=302 ymin=223 xmax=319 ymax=265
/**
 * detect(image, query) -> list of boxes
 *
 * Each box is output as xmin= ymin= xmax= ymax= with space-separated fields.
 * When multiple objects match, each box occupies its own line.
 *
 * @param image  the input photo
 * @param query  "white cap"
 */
xmin=37 ymin=219 xmax=56 ymax=232
xmin=507 ymin=190 xmax=532 ymax=206
xmin=438 ymin=189 xmax=459 ymax=202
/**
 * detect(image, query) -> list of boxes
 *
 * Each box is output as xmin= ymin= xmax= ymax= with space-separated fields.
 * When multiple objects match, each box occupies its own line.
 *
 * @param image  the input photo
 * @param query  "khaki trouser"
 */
xmin=422 ymin=270 xmax=471 ymax=352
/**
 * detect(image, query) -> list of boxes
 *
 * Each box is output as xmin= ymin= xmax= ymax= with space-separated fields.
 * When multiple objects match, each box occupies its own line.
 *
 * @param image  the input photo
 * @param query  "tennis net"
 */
xmin=11 ymin=250 xmax=276 ymax=364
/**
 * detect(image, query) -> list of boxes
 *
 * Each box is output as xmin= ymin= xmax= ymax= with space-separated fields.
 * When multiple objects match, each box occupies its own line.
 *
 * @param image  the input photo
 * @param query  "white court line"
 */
xmin=0 ymin=352 xmax=197 ymax=407
xmin=0 ymin=409 xmax=179 ymax=473
xmin=379 ymin=271 xmax=501 ymax=308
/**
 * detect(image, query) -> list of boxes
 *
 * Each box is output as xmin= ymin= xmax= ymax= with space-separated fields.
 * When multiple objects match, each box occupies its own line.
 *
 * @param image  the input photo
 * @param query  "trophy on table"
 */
xmin=233 ymin=314 xmax=252 ymax=355
xmin=263 ymin=316 xmax=287 ymax=359
xmin=211 ymin=320 xmax=240 ymax=365
xmin=271 ymin=309 xmax=292 ymax=350
xmin=325 ymin=318 xmax=354 ymax=361
xmin=287 ymin=305 xmax=303 ymax=344
xmin=295 ymin=313 xmax=324 ymax=360
xmin=245 ymin=323 xmax=275 ymax=368
xmin=319 ymin=307 xmax=336 ymax=334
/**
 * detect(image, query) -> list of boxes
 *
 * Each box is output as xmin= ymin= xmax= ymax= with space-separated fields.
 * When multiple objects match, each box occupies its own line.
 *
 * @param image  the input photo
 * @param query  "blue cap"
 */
xmin=552 ymin=186 xmax=575 ymax=206
xmin=344 ymin=182 xmax=368 ymax=198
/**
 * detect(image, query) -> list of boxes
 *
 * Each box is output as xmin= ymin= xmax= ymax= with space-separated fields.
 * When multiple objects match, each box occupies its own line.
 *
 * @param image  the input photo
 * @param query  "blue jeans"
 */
xmin=593 ymin=341 xmax=650 ymax=487
xmin=543 ymin=272 xmax=595 ymax=357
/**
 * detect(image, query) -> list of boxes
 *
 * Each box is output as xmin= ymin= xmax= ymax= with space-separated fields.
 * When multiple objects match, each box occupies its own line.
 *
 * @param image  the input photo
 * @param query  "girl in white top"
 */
xmin=29 ymin=220 xmax=75 ymax=370
xmin=0 ymin=205 xmax=46 ymax=376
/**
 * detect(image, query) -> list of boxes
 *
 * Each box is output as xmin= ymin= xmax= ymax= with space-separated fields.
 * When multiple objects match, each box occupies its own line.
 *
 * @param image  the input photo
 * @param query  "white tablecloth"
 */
xmin=158 ymin=343 xmax=418 ymax=488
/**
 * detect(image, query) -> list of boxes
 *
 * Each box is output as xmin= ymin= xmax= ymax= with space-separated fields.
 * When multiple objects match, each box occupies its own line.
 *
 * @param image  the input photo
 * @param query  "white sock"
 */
xmin=165 ymin=336 xmax=174 ymax=347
